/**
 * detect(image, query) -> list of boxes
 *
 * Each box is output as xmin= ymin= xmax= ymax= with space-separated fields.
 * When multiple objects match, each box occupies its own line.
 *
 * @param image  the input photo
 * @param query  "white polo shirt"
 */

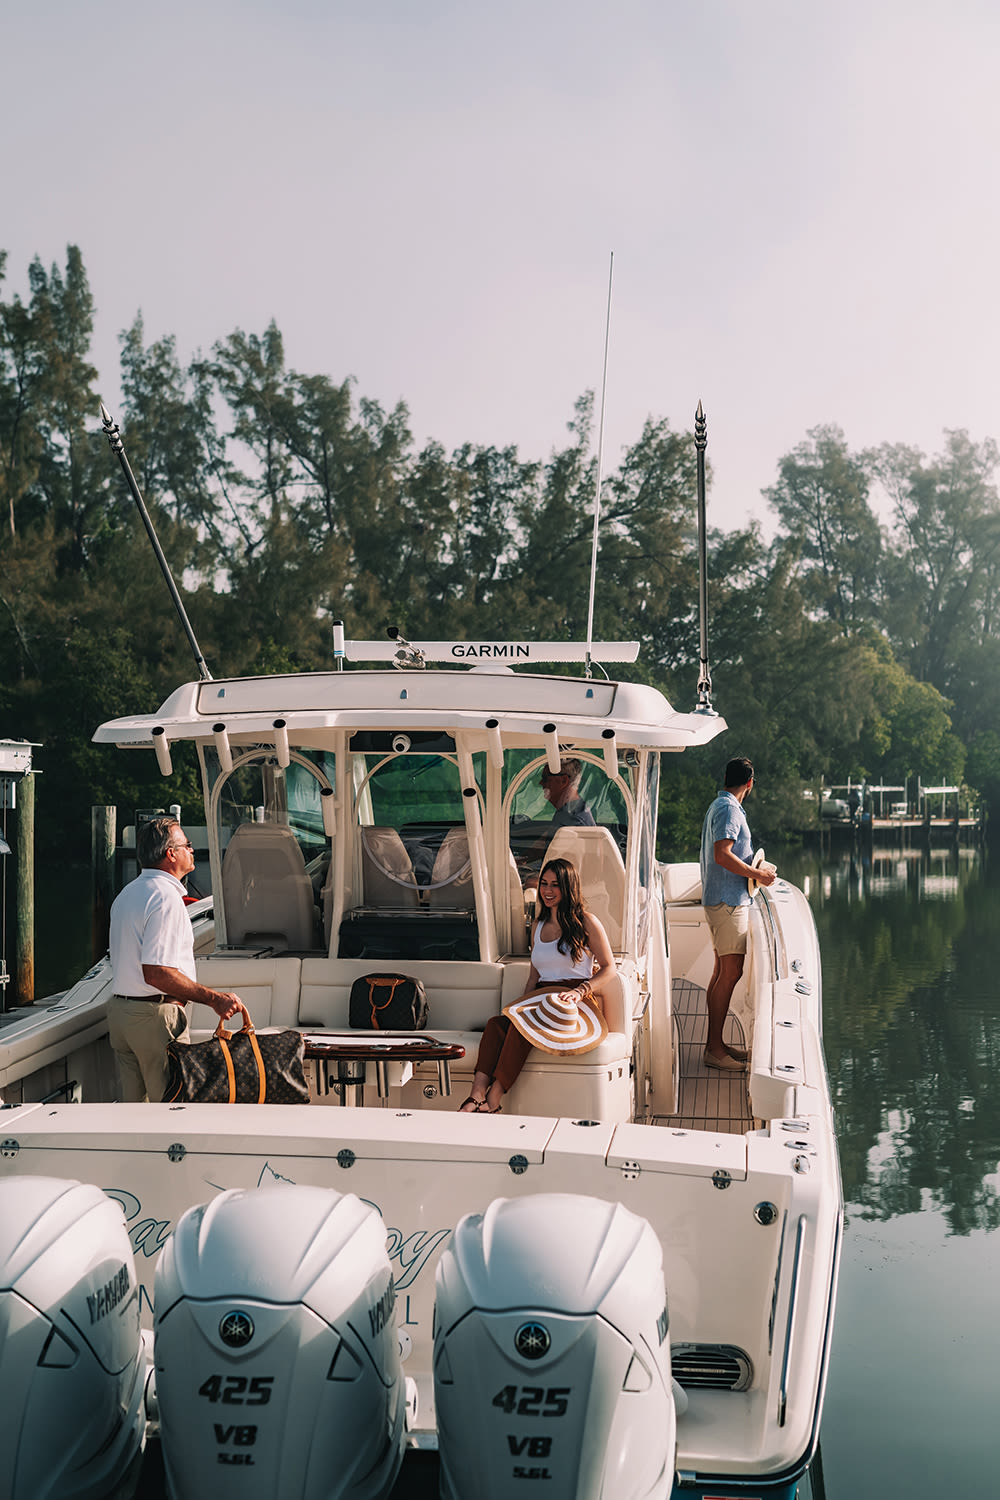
xmin=109 ymin=868 xmax=195 ymax=997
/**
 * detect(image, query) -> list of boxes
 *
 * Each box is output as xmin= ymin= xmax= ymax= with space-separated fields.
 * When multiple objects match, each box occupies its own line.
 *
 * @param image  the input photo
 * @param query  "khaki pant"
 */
xmin=108 ymin=997 xmax=190 ymax=1103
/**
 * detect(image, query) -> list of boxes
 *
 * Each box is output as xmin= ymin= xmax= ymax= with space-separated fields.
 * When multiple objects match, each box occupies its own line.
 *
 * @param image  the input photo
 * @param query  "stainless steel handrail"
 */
xmin=777 ymin=1212 xmax=808 ymax=1426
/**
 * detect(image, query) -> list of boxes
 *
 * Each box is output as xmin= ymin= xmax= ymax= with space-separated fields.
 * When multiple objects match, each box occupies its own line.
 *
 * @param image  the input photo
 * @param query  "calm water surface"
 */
xmin=782 ymin=839 xmax=1000 ymax=1499
xmin=28 ymin=843 xmax=1000 ymax=1496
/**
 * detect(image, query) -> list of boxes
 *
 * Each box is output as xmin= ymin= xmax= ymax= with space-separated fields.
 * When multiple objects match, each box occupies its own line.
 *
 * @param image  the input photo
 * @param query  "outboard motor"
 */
xmin=0 ymin=1175 xmax=145 ymax=1500
xmin=154 ymin=1184 xmax=405 ymax=1500
xmin=434 ymin=1194 xmax=676 ymax=1500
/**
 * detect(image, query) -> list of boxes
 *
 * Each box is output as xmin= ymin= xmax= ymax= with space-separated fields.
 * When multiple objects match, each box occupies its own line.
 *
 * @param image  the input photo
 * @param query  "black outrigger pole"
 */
xmin=694 ymin=399 xmax=716 ymax=716
xmin=100 ymin=403 xmax=213 ymax=682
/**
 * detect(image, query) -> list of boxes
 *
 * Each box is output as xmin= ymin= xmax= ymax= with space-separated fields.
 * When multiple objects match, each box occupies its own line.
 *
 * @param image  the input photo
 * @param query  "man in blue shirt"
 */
xmin=699 ymin=757 xmax=775 ymax=1072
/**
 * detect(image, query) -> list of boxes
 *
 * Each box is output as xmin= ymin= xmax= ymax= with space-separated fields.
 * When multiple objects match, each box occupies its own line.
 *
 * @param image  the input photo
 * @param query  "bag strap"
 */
xmin=367 ymin=976 xmax=405 ymax=1025
xmin=214 ymin=1001 xmax=258 ymax=1103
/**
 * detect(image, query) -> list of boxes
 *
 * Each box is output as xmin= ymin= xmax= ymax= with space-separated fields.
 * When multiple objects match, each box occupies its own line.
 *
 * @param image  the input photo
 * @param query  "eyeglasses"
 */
xmin=167 ymin=840 xmax=193 ymax=851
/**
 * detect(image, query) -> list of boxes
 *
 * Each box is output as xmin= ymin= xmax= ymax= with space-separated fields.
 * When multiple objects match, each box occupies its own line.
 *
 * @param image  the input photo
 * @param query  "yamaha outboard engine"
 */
xmin=154 ymin=1184 xmax=405 ymax=1500
xmin=0 ymin=1175 xmax=145 ymax=1500
xmin=434 ymin=1193 xmax=676 ymax=1500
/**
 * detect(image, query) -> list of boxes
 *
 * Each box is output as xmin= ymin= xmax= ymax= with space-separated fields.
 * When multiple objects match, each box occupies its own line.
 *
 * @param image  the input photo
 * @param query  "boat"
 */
xmin=0 ymin=418 xmax=841 ymax=1500
xmin=0 ymin=639 xmax=840 ymax=1499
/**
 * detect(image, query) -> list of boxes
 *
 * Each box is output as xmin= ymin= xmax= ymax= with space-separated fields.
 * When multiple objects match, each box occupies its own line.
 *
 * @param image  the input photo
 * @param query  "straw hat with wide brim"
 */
xmin=747 ymin=847 xmax=767 ymax=897
xmin=503 ymin=987 xmax=608 ymax=1056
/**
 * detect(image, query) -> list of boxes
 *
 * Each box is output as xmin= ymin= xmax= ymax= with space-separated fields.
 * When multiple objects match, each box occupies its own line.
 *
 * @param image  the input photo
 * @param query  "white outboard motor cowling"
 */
xmin=434 ymin=1193 xmax=675 ymax=1500
xmin=0 ymin=1175 xmax=145 ymax=1500
xmin=154 ymin=1185 xmax=405 ymax=1500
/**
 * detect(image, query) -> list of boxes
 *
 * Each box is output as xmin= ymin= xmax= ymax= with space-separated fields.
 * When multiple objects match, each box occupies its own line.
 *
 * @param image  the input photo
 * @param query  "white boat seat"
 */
xmin=427 ymin=829 xmax=474 ymax=909
xmin=221 ymin=824 xmax=316 ymax=951
xmin=542 ymin=825 xmax=626 ymax=951
xmin=361 ymin=827 xmax=420 ymax=909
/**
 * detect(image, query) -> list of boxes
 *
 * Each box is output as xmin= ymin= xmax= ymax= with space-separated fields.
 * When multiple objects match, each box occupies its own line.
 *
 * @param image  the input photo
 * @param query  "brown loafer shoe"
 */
xmin=704 ymin=1048 xmax=746 ymax=1072
xmin=725 ymin=1044 xmax=748 ymax=1062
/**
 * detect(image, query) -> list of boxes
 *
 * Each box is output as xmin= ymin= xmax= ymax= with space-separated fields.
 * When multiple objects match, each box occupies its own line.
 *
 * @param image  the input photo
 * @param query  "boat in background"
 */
xmin=0 ymin=631 xmax=840 ymax=1499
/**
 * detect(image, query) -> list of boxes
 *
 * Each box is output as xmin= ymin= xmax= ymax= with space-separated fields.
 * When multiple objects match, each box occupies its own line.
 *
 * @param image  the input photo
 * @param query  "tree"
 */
xmin=766 ymin=424 xmax=883 ymax=633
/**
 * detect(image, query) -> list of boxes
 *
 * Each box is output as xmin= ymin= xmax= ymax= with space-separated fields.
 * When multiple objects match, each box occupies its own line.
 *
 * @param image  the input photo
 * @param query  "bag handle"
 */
xmin=214 ymin=1001 xmax=255 ymax=1039
xmin=212 ymin=1002 xmax=266 ymax=1103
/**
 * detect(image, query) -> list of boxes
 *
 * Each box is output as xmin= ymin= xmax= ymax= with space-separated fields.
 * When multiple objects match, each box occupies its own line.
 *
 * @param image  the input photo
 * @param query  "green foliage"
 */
xmin=1 ymin=243 xmax=997 ymax=862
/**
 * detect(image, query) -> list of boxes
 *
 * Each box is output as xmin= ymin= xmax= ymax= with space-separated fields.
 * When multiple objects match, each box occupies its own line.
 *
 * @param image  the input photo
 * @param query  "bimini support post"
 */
xmin=485 ymin=719 xmax=504 ymax=770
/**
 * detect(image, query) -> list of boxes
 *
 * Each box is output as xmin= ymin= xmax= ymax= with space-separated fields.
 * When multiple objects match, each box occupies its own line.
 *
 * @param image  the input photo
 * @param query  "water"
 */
xmin=26 ymin=843 xmax=1000 ymax=1495
xmin=780 ymin=840 xmax=1000 ymax=1497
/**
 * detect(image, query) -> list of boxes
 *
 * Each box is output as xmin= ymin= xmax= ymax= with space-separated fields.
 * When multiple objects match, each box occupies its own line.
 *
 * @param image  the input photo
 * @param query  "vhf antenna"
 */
xmin=584 ymin=251 xmax=614 ymax=679
xmin=694 ymin=399 xmax=716 ymax=716
xmin=100 ymin=404 xmax=213 ymax=682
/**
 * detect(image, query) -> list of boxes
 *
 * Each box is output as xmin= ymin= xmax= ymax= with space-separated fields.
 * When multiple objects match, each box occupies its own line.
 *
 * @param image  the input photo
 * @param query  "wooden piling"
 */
xmin=92 ymin=805 xmax=116 ymax=964
xmin=13 ymin=771 xmax=34 ymax=1004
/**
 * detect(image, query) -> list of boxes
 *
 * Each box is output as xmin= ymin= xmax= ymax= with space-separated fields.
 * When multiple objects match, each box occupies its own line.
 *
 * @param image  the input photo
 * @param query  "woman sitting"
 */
xmin=459 ymin=857 xmax=617 ymax=1114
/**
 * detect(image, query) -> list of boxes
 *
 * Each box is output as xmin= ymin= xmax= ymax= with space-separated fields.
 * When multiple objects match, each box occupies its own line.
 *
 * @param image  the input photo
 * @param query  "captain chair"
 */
xmin=221 ymin=822 xmax=317 ymax=951
xmin=360 ymin=827 xmax=420 ymax=909
xmin=427 ymin=829 xmax=474 ymax=909
xmin=542 ymin=825 xmax=627 ymax=952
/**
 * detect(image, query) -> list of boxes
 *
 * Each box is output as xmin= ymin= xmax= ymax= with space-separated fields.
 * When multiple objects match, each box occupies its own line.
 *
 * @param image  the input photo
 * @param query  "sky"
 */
xmin=5 ymin=1 xmax=1000 ymax=537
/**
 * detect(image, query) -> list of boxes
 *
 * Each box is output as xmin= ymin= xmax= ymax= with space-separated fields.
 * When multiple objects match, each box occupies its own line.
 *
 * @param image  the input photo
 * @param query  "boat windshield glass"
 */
xmin=506 ymin=753 xmax=629 ymax=879
xmin=352 ymin=749 xmax=485 ymax=900
xmin=207 ymin=747 xmax=335 ymax=863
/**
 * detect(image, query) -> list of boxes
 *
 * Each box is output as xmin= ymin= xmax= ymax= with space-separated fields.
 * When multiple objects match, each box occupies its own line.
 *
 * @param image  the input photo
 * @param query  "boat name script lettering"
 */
xmin=451 ymin=643 xmax=531 ymax=658
xmin=87 ymin=1263 xmax=131 ymax=1323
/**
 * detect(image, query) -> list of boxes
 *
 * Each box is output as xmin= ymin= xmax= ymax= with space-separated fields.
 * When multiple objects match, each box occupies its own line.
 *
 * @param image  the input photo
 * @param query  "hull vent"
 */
xmin=671 ymin=1343 xmax=754 ymax=1391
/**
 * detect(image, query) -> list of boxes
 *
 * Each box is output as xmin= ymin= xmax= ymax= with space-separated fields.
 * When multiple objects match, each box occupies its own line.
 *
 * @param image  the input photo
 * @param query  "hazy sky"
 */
xmin=5 ymin=1 xmax=999 ymax=535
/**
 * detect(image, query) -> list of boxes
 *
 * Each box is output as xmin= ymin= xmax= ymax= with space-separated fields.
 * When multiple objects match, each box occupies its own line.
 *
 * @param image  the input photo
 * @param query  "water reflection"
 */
xmin=778 ymin=841 xmax=999 ymax=1236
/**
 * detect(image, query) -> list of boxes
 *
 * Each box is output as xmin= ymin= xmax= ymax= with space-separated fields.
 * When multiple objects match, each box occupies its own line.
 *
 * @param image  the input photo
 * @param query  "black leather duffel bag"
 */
xmin=163 ymin=1002 xmax=310 ymax=1104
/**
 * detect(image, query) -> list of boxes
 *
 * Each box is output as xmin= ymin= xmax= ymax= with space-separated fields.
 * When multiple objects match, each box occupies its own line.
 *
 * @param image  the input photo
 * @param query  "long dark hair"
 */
xmin=537 ymin=858 xmax=589 ymax=963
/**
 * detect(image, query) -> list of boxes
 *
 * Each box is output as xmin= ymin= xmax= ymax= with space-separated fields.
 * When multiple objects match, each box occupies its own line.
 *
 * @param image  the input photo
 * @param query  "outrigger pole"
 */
xmin=584 ymin=251 xmax=614 ymax=679
xmin=694 ymin=399 xmax=716 ymax=715
xmin=100 ymin=403 xmax=213 ymax=683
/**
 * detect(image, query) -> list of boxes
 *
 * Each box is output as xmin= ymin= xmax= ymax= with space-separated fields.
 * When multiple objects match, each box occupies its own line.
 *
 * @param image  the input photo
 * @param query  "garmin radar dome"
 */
xmin=0 ymin=1176 xmax=146 ymax=1500
xmin=153 ymin=1185 xmax=406 ymax=1500
xmin=433 ymin=1193 xmax=676 ymax=1500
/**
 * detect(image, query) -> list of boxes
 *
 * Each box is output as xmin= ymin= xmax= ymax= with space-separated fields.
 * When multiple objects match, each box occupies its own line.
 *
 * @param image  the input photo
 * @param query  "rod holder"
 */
xmin=543 ymin=724 xmax=561 ymax=774
xmin=462 ymin=785 xmax=482 ymax=834
xmin=273 ymin=718 xmax=290 ymax=768
xmin=601 ymin=728 xmax=618 ymax=777
xmin=213 ymin=723 xmax=233 ymax=774
xmin=321 ymin=786 xmax=337 ymax=837
xmin=485 ymin=718 xmax=504 ymax=770
xmin=152 ymin=726 xmax=172 ymax=777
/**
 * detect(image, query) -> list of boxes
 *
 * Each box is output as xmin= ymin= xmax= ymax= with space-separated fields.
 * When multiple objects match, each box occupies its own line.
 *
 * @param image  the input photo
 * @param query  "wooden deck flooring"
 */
xmin=652 ymin=977 xmax=753 ymax=1135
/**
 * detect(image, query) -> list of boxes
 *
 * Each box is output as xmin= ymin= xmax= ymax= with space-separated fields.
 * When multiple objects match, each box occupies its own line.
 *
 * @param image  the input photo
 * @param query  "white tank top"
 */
xmin=531 ymin=927 xmax=595 ymax=982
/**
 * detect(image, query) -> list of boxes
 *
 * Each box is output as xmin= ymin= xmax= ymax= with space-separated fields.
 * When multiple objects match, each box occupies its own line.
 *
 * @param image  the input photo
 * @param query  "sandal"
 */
xmin=485 ymin=1103 xmax=502 ymax=1114
xmin=459 ymin=1096 xmax=486 ymax=1113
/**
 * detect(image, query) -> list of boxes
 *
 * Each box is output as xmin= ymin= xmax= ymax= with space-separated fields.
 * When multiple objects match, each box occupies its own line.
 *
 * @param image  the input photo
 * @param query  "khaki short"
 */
xmin=705 ymin=902 xmax=750 ymax=956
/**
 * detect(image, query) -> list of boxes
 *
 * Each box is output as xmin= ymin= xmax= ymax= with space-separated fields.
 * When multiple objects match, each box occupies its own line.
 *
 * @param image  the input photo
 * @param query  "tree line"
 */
xmin=2 ymin=246 xmax=997 ymax=858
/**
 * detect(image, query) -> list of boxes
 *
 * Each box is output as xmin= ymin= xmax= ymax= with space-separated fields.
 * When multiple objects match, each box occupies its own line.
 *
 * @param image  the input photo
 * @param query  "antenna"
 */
xmin=694 ymin=399 xmax=717 ymax=716
xmin=100 ymin=404 xmax=213 ymax=683
xmin=584 ymin=252 xmax=614 ymax=679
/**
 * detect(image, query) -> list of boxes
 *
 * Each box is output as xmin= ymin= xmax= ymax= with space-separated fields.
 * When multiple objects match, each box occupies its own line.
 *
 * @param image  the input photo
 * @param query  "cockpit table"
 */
xmin=302 ymin=1032 xmax=465 ymax=1106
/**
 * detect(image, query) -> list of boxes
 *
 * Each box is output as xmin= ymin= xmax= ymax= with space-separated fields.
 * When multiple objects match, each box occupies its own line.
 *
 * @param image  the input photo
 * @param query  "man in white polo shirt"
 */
xmin=108 ymin=815 xmax=242 ymax=1102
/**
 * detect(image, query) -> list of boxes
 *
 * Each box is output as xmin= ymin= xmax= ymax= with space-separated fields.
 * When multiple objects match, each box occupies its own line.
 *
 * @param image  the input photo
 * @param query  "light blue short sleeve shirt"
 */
xmin=700 ymin=791 xmax=753 ymax=907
